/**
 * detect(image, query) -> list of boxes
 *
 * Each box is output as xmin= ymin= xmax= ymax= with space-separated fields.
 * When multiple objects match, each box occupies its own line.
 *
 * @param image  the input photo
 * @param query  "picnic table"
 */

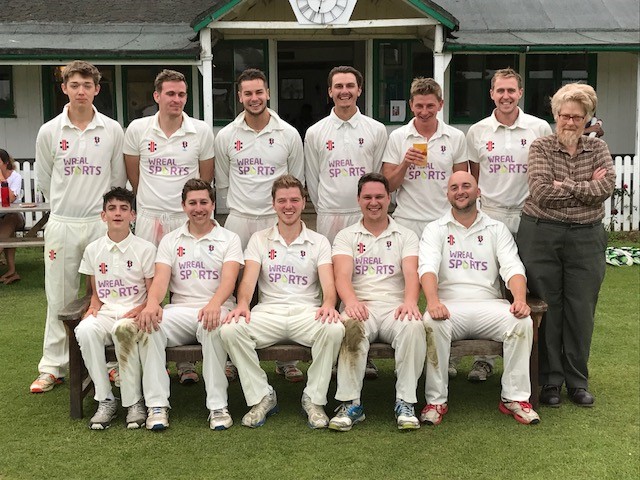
xmin=0 ymin=203 xmax=49 ymax=248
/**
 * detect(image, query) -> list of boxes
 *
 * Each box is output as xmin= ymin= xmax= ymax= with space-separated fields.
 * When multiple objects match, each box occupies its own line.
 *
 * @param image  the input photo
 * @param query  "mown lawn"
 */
xmin=0 ymin=246 xmax=638 ymax=479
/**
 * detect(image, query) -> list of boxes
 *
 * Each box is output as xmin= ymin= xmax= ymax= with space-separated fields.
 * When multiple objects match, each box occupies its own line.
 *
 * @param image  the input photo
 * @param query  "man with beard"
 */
xmin=214 ymin=68 xmax=305 ymax=382
xmin=516 ymin=83 xmax=615 ymax=408
xmin=419 ymin=171 xmax=539 ymax=426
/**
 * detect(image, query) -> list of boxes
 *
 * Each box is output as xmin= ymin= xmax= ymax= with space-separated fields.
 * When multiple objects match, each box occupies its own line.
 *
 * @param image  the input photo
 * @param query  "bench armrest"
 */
xmin=59 ymin=295 xmax=91 ymax=326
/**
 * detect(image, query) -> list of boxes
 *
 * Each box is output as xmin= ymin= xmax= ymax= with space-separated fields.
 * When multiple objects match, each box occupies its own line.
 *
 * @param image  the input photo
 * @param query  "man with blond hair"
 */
xmin=382 ymin=77 xmax=467 ymax=239
xmin=32 ymin=60 xmax=126 ymax=394
xmin=517 ymin=83 xmax=615 ymax=408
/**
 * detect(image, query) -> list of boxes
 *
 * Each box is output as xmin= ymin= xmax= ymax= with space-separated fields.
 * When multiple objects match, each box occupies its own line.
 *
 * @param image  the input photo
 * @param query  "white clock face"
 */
xmin=296 ymin=0 xmax=349 ymax=24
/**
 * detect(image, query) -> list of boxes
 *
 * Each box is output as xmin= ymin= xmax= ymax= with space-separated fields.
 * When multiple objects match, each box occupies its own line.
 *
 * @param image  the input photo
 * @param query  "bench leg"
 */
xmin=529 ymin=313 xmax=541 ymax=409
xmin=64 ymin=321 xmax=87 ymax=419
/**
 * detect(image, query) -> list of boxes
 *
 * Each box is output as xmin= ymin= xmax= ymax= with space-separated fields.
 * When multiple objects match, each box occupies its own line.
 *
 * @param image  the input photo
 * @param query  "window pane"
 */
xmin=375 ymin=40 xmax=432 ymax=123
xmin=0 ymin=66 xmax=13 ymax=116
xmin=212 ymin=42 xmax=266 ymax=122
xmin=451 ymin=54 xmax=518 ymax=122
xmin=527 ymin=54 xmax=590 ymax=118
xmin=124 ymin=66 xmax=192 ymax=124
xmin=47 ymin=66 xmax=116 ymax=120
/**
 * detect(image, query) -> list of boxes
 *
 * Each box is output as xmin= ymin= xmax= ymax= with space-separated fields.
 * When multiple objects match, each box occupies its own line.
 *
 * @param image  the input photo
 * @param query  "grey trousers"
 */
xmin=517 ymin=215 xmax=607 ymax=389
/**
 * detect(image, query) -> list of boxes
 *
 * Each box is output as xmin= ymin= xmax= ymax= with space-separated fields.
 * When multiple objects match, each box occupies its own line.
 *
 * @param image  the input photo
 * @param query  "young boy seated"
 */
xmin=75 ymin=187 xmax=156 ymax=429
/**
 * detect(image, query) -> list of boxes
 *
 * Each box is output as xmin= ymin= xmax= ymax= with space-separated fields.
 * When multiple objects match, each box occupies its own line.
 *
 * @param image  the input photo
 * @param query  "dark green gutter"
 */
xmin=446 ymin=44 xmax=640 ymax=53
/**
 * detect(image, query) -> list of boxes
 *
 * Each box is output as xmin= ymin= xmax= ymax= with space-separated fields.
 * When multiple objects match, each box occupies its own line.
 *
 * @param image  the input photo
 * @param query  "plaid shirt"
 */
xmin=522 ymin=134 xmax=615 ymax=224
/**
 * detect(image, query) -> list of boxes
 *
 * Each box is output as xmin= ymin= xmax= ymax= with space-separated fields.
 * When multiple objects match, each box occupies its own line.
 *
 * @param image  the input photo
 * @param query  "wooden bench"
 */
xmin=60 ymin=296 xmax=547 ymax=419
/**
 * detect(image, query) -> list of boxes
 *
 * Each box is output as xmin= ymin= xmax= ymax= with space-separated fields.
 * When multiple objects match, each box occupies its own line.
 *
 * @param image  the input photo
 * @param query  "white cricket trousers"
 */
xmin=423 ymin=300 xmax=533 ymax=405
xmin=316 ymin=212 xmax=362 ymax=245
xmin=139 ymin=305 xmax=229 ymax=410
xmin=392 ymin=216 xmax=429 ymax=240
xmin=39 ymin=215 xmax=105 ymax=378
xmin=75 ymin=311 xmax=143 ymax=407
xmin=134 ymin=209 xmax=187 ymax=247
xmin=224 ymin=211 xmax=277 ymax=250
xmin=219 ymin=304 xmax=345 ymax=406
xmin=480 ymin=204 xmax=522 ymax=237
xmin=335 ymin=302 xmax=427 ymax=404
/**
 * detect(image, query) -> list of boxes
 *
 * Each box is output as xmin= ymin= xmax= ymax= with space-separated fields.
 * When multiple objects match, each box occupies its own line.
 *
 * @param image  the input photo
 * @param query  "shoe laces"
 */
xmin=35 ymin=373 xmax=54 ymax=383
xmin=149 ymin=406 xmax=165 ymax=416
xmin=211 ymin=407 xmax=229 ymax=418
xmin=395 ymin=400 xmax=414 ymax=418
xmin=96 ymin=400 xmax=116 ymax=415
xmin=424 ymin=404 xmax=446 ymax=414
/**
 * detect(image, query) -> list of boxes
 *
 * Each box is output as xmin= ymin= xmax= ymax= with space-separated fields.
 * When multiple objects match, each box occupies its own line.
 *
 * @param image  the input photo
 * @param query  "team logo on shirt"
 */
xmin=386 ymin=241 xmax=392 ymax=250
xmin=447 ymin=235 xmax=455 ymax=246
xmin=99 ymin=262 xmax=108 ymax=274
xmin=269 ymin=138 xmax=275 ymax=146
xmin=300 ymin=250 xmax=306 ymax=259
xmin=60 ymin=139 xmax=69 ymax=151
xmin=182 ymin=141 xmax=188 ymax=150
xmin=477 ymin=235 xmax=484 ymax=245
xmin=449 ymin=250 xmax=488 ymax=271
xmin=326 ymin=140 xmax=335 ymax=151
xmin=148 ymin=141 xmax=157 ymax=153
xmin=49 ymin=249 xmax=56 ymax=260
xmin=358 ymin=138 xmax=364 ymax=147
xmin=208 ymin=245 xmax=215 ymax=252
xmin=357 ymin=242 xmax=366 ymax=254
xmin=94 ymin=136 xmax=100 ymax=146
xmin=520 ymin=138 xmax=527 ymax=147
xmin=235 ymin=140 xmax=243 ymax=151
xmin=126 ymin=260 xmax=133 ymax=269
xmin=268 ymin=249 xmax=277 ymax=260
xmin=440 ymin=145 xmax=447 ymax=154
xmin=177 ymin=246 xmax=186 ymax=257
xmin=486 ymin=141 xmax=494 ymax=152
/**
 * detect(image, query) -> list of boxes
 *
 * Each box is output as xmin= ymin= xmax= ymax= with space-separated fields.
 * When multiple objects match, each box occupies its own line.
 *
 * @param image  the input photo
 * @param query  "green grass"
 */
xmin=0 ymin=247 xmax=638 ymax=479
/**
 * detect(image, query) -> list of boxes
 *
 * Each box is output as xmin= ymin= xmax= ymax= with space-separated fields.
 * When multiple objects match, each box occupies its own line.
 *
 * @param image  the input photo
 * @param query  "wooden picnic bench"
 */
xmin=0 ymin=203 xmax=49 ymax=248
xmin=59 ymin=295 xmax=547 ymax=419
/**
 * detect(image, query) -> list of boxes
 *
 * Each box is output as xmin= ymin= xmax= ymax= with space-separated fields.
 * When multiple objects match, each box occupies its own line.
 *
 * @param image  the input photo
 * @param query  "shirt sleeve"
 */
xmin=8 ymin=171 xmax=22 ymax=197
xmin=381 ymin=129 xmax=403 ymax=166
xmin=418 ymin=221 xmax=443 ymax=280
xmin=561 ymin=140 xmax=616 ymax=205
xmin=109 ymin=122 xmax=127 ymax=188
xmin=78 ymin=243 xmax=94 ymax=275
xmin=303 ymin=126 xmax=321 ymax=207
xmin=155 ymin=235 xmax=174 ymax=266
xmin=214 ymin=128 xmax=231 ymax=191
xmin=401 ymin=229 xmax=420 ymax=259
xmin=141 ymin=241 xmax=157 ymax=278
xmin=122 ymin=120 xmax=141 ymax=156
xmin=287 ymin=129 xmax=305 ymax=185
xmin=224 ymin=232 xmax=245 ymax=265
xmin=494 ymin=222 xmax=526 ymax=285
xmin=199 ymin=123 xmax=216 ymax=161
xmin=451 ymin=129 xmax=468 ymax=165
xmin=466 ymin=125 xmax=481 ymax=164
xmin=316 ymin=235 xmax=333 ymax=266
xmin=243 ymin=231 xmax=263 ymax=263
xmin=371 ymin=123 xmax=388 ymax=174
xmin=331 ymin=229 xmax=354 ymax=258
xmin=35 ymin=125 xmax=54 ymax=201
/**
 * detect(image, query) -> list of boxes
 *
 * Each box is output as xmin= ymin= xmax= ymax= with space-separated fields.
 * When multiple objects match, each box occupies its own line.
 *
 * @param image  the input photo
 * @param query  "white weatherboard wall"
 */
xmin=0 ymin=65 xmax=43 ymax=159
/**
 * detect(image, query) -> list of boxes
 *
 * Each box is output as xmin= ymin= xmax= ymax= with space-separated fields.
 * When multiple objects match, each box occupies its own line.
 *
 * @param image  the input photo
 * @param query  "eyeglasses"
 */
xmin=557 ymin=114 xmax=585 ymax=123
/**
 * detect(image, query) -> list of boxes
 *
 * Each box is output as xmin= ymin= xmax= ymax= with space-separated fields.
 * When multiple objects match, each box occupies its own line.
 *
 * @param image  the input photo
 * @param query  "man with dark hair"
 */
xmin=382 ymin=77 xmax=468 ymax=239
xmin=124 ymin=69 xmax=215 ymax=247
xmin=329 ymin=173 xmax=426 ymax=431
xmin=32 ymin=60 xmax=126 ymax=394
xmin=215 ymin=67 xmax=305 ymax=382
xmin=75 ymin=187 xmax=156 ymax=429
xmin=305 ymin=66 xmax=388 ymax=244
xmin=220 ymin=174 xmax=344 ymax=429
xmin=124 ymin=69 xmax=216 ymax=384
xmin=138 ymin=178 xmax=243 ymax=431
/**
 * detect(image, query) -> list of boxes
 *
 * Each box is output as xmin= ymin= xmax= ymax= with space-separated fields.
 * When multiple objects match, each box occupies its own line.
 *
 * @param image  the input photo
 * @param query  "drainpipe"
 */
xmin=200 ymin=27 xmax=214 ymax=128
xmin=433 ymin=24 xmax=452 ymax=121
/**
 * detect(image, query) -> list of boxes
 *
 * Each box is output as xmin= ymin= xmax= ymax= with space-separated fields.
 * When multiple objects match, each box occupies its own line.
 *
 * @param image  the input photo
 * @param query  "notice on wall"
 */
xmin=390 ymin=100 xmax=406 ymax=122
